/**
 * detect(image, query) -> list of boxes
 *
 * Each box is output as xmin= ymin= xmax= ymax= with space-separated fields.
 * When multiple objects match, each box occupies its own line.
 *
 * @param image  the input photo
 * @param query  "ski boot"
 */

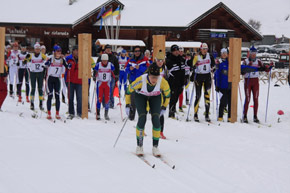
xmin=56 ymin=111 xmax=61 ymax=120
xmin=26 ymin=96 xmax=30 ymax=103
xmin=30 ymin=102 xmax=35 ymax=110
xmin=96 ymin=109 xmax=101 ymax=120
xmin=218 ymin=117 xmax=223 ymax=122
xmin=18 ymin=96 xmax=22 ymax=103
xmin=179 ymin=107 xmax=184 ymax=113
xmin=242 ymin=116 xmax=248 ymax=123
xmin=169 ymin=111 xmax=175 ymax=119
xmin=104 ymin=109 xmax=110 ymax=121
xmin=205 ymin=114 xmax=211 ymax=122
xmin=160 ymin=132 xmax=166 ymax=139
xmin=136 ymin=146 xmax=144 ymax=156
xmin=253 ymin=115 xmax=260 ymax=123
xmin=152 ymin=146 xmax=161 ymax=157
xmin=227 ymin=118 xmax=231 ymax=122
xmin=194 ymin=114 xmax=199 ymax=122
xmin=47 ymin=111 xmax=52 ymax=120
xmin=39 ymin=101 xmax=44 ymax=111
xmin=67 ymin=114 xmax=74 ymax=120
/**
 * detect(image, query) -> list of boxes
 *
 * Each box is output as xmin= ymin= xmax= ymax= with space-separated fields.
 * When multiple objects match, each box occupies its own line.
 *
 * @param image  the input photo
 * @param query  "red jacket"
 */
xmin=65 ymin=55 xmax=82 ymax=84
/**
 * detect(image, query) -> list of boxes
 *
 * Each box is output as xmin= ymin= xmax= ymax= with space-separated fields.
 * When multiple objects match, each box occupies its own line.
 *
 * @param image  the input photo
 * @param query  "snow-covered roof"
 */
xmin=198 ymin=29 xmax=234 ymax=33
xmin=165 ymin=41 xmax=202 ymax=48
xmin=95 ymin=39 xmax=146 ymax=47
xmin=0 ymin=0 xmax=289 ymax=37
xmin=0 ymin=0 xmax=122 ymax=25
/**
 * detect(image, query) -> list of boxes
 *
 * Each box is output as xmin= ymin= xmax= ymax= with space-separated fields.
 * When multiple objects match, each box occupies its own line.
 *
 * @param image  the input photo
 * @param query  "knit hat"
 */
xmin=148 ymin=63 xmax=160 ymax=76
xmin=105 ymin=44 xmax=112 ymax=50
xmin=171 ymin=44 xmax=179 ymax=52
xmin=101 ymin=54 xmax=109 ymax=61
xmin=34 ymin=42 xmax=41 ymax=49
xmin=155 ymin=50 xmax=165 ymax=60
xmin=53 ymin=45 xmax=62 ymax=51
xmin=250 ymin=46 xmax=257 ymax=53
xmin=121 ymin=49 xmax=127 ymax=54
xmin=41 ymin=45 xmax=46 ymax=50
xmin=200 ymin=43 xmax=208 ymax=50
xmin=179 ymin=47 xmax=184 ymax=52
xmin=220 ymin=48 xmax=228 ymax=54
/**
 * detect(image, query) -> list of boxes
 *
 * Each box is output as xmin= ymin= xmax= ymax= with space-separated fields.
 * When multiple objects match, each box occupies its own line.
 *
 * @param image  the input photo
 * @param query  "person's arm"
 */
xmin=160 ymin=78 xmax=171 ymax=108
xmin=125 ymin=76 xmax=143 ymax=105
xmin=210 ymin=54 xmax=215 ymax=68
xmin=91 ymin=58 xmax=96 ymax=69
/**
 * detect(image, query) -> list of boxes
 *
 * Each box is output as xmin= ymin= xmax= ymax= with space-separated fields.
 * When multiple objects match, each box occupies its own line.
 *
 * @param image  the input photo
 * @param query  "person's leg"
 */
xmin=46 ymin=77 xmax=54 ymax=112
xmin=76 ymin=84 xmax=82 ymax=117
xmin=227 ymin=89 xmax=232 ymax=119
xmin=149 ymin=95 xmax=162 ymax=147
xmin=243 ymin=78 xmax=252 ymax=117
xmin=55 ymin=77 xmax=61 ymax=112
xmin=37 ymin=72 xmax=44 ymax=101
xmin=0 ymin=77 xmax=8 ymax=109
xmin=203 ymin=75 xmax=211 ymax=117
xmin=17 ymin=69 xmax=24 ymax=97
xmin=9 ymin=66 xmax=16 ymax=95
xmin=104 ymin=82 xmax=110 ymax=110
xmin=218 ymin=89 xmax=228 ymax=119
xmin=119 ymin=72 xmax=123 ymax=92
xmin=68 ymin=83 xmax=75 ymax=116
xmin=30 ymin=72 xmax=36 ymax=103
xmin=109 ymin=78 xmax=115 ymax=108
xmin=25 ymin=69 xmax=30 ymax=98
xmin=130 ymin=91 xmax=136 ymax=120
xmin=178 ymin=90 xmax=183 ymax=109
xmin=252 ymin=78 xmax=259 ymax=117
xmin=135 ymin=93 xmax=148 ymax=147
xmin=123 ymin=72 xmax=127 ymax=93
xmin=194 ymin=75 xmax=203 ymax=116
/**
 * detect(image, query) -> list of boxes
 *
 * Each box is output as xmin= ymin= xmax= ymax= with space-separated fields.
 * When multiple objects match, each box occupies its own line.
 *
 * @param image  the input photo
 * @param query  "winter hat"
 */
xmin=53 ymin=45 xmax=62 ymax=51
xmin=105 ymin=44 xmax=112 ymax=50
xmin=179 ymin=47 xmax=184 ymax=52
xmin=155 ymin=50 xmax=165 ymax=60
xmin=34 ymin=42 xmax=41 ymax=49
xmin=250 ymin=46 xmax=257 ymax=53
xmin=171 ymin=44 xmax=179 ymax=52
xmin=148 ymin=63 xmax=160 ymax=76
xmin=220 ymin=48 xmax=228 ymax=54
xmin=200 ymin=43 xmax=208 ymax=50
xmin=145 ymin=50 xmax=150 ymax=55
xmin=121 ymin=49 xmax=127 ymax=54
xmin=41 ymin=45 xmax=46 ymax=50
xmin=5 ymin=45 xmax=11 ymax=50
xmin=101 ymin=54 xmax=109 ymax=61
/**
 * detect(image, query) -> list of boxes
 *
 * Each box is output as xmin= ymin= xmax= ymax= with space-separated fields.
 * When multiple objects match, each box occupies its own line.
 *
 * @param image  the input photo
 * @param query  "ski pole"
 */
xmin=265 ymin=70 xmax=272 ymax=123
xmin=186 ymin=82 xmax=195 ymax=121
xmin=216 ymin=90 xmax=219 ymax=121
xmin=90 ymin=82 xmax=96 ymax=112
xmin=113 ymin=117 xmax=129 ymax=148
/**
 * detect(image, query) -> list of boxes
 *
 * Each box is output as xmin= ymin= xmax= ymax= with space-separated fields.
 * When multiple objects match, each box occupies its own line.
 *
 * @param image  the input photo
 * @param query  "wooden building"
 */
xmin=0 ymin=1 xmax=262 ymax=54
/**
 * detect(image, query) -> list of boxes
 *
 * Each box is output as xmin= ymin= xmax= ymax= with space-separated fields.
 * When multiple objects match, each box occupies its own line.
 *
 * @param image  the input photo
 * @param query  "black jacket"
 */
xmin=166 ymin=53 xmax=185 ymax=88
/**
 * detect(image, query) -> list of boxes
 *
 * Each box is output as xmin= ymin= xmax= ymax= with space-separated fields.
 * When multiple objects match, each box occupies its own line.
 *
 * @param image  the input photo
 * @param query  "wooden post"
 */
xmin=228 ymin=38 xmax=242 ymax=123
xmin=152 ymin=35 xmax=165 ymax=60
xmin=78 ymin=33 xmax=92 ymax=119
xmin=0 ymin=27 xmax=5 ymax=73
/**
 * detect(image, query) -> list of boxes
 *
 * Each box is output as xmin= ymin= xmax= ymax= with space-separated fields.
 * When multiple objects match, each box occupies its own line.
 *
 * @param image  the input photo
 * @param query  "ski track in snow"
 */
xmin=0 ymin=82 xmax=290 ymax=193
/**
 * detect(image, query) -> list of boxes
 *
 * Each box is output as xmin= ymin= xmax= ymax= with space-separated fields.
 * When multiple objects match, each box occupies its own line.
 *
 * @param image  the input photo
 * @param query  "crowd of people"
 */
xmin=0 ymin=41 xmax=276 ymax=156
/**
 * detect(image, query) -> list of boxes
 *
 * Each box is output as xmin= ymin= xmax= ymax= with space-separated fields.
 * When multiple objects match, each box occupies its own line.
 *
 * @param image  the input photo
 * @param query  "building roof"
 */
xmin=165 ymin=41 xmax=202 ymax=48
xmin=95 ymin=39 xmax=146 ymax=47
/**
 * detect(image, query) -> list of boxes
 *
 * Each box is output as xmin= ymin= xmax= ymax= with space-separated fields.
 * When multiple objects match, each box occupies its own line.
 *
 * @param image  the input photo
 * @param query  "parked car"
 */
xmin=272 ymin=43 xmax=290 ymax=54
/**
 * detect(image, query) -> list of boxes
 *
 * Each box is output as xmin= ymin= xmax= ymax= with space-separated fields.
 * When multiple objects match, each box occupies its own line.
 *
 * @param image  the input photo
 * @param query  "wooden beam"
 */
xmin=0 ymin=27 xmax=5 ymax=73
xmin=78 ymin=33 xmax=92 ymax=119
xmin=152 ymin=35 xmax=165 ymax=61
xmin=229 ymin=38 xmax=242 ymax=123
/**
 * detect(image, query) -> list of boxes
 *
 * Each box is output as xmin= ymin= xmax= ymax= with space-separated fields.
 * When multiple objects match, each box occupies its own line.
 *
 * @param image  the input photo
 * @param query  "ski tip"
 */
xmin=152 ymin=164 xmax=155 ymax=168
xmin=172 ymin=165 xmax=175 ymax=169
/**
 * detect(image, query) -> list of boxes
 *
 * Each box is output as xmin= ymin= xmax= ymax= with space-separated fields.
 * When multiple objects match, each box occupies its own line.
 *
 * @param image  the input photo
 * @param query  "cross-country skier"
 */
xmin=242 ymin=46 xmax=273 ymax=123
xmin=24 ymin=42 xmax=47 ymax=111
xmin=44 ymin=45 xmax=68 ymax=120
xmin=17 ymin=43 xmax=30 ymax=103
xmin=6 ymin=42 xmax=20 ymax=97
xmin=118 ymin=49 xmax=129 ymax=96
xmin=94 ymin=54 xmax=115 ymax=120
xmin=192 ymin=43 xmax=215 ymax=122
xmin=125 ymin=63 xmax=171 ymax=157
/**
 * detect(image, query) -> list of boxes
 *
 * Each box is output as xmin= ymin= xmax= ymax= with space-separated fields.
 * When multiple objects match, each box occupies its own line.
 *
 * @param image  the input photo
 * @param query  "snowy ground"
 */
xmin=0 ymin=81 xmax=290 ymax=193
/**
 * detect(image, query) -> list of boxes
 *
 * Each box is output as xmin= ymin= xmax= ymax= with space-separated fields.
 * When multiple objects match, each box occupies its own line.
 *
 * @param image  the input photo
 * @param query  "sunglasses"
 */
xmin=157 ymin=59 xmax=164 ymax=62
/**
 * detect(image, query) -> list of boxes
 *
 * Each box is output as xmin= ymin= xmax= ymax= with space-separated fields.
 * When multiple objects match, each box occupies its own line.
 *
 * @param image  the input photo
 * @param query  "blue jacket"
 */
xmin=215 ymin=58 xmax=259 ymax=89
xmin=125 ymin=54 xmax=148 ymax=82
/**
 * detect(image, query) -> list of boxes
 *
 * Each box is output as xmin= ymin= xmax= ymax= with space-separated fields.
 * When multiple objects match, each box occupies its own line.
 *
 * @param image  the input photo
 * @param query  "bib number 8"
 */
xmin=103 ymin=73 xmax=106 ymax=80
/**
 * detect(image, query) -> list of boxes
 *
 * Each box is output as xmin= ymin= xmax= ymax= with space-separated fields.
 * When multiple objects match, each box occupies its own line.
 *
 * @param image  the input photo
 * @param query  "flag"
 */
xmin=113 ymin=84 xmax=120 ymax=98
xmin=97 ymin=6 xmax=105 ymax=19
xmin=99 ymin=18 xmax=103 ymax=30
xmin=102 ymin=8 xmax=112 ymax=19
xmin=112 ymin=7 xmax=120 ymax=16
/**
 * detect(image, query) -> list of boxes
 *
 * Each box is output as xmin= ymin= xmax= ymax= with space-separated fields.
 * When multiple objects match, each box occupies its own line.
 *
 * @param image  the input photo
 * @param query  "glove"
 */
xmin=215 ymin=86 xmax=220 ymax=92
xmin=93 ymin=76 xmax=96 ymax=82
xmin=68 ymin=63 xmax=72 ymax=69
xmin=125 ymin=104 xmax=131 ymax=116
xmin=160 ymin=106 xmax=166 ymax=117
xmin=25 ymin=54 xmax=31 ymax=59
